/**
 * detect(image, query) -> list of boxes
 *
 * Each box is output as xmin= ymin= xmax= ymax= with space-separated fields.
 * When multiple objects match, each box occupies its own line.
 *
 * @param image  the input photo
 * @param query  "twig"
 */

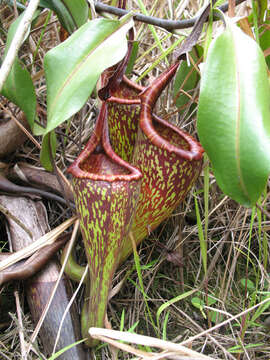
xmin=0 ymin=0 xmax=40 ymax=92
xmin=0 ymin=216 xmax=77 ymax=271
xmin=0 ymin=101 xmax=41 ymax=149
xmin=95 ymin=0 xmax=247 ymax=31
xmin=14 ymin=289 xmax=27 ymax=360
xmin=0 ymin=173 xmax=75 ymax=209
xmin=91 ymin=334 xmax=155 ymax=359
xmin=26 ymin=219 xmax=80 ymax=356
xmin=89 ymin=328 xmax=217 ymax=360
xmin=52 ymin=263 xmax=88 ymax=354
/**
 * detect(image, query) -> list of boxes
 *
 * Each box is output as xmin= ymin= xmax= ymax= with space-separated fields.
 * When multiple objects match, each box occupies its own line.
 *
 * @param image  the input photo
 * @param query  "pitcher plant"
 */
xmin=68 ymin=103 xmax=142 ymax=346
xmin=67 ymin=58 xmax=203 ymax=346
xmin=105 ymin=62 xmax=204 ymax=261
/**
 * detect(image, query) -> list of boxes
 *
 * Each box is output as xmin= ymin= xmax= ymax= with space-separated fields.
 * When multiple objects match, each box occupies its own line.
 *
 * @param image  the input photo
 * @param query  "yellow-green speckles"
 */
xmin=107 ymin=102 xmax=140 ymax=163
xmin=91 ymin=202 xmax=97 ymax=218
xmin=73 ymin=169 xmax=141 ymax=336
xmin=101 ymin=187 xmax=107 ymax=200
xmin=70 ymin=75 xmax=203 ymax=340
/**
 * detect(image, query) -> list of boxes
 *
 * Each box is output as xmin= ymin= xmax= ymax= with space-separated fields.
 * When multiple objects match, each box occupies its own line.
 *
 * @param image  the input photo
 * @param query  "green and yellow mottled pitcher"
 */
xmin=68 ymin=61 xmax=203 ymax=347
xmin=68 ymin=103 xmax=142 ymax=346
xmin=106 ymin=63 xmax=203 ymax=262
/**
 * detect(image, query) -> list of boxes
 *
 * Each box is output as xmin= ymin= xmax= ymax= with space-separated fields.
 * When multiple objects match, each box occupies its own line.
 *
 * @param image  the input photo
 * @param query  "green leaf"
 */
xmin=191 ymin=294 xmax=217 ymax=310
xmin=197 ymin=20 xmax=270 ymax=207
xmin=173 ymin=48 xmax=199 ymax=109
xmin=207 ymin=295 xmax=218 ymax=306
xmin=1 ymin=58 xmax=36 ymax=129
xmin=213 ymin=0 xmax=226 ymax=7
xmin=44 ymin=17 xmax=133 ymax=135
xmin=157 ymin=289 xmax=196 ymax=326
xmin=1 ymin=11 xmax=37 ymax=128
xmin=62 ymin=0 xmax=88 ymax=29
xmin=194 ymin=196 xmax=207 ymax=274
xmin=40 ymin=132 xmax=57 ymax=171
xmin=47 ymin=339 xmax=85 ymax=360
xmin=240 ymin=278 xmax=256 ymax=292
xmin=4 ymin=9 xmax=40 ymax=54
xmin=259 ymin=17 xmax=270 ymax=69
xmin=125 ymin=40 xmax=139 ymax=75
xmin=39 ymin=0 xmax=88 ymax=33
xmin=191 ymin=297 xmax=205 ymax=311
xmin=228 ymin=342 xmax=265 ymax=354
xmin=210 ymin=310 xmax=223 ymax=324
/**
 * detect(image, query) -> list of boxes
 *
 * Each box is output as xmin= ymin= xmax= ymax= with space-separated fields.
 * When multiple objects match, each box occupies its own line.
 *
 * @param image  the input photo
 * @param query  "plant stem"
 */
xmin=95 ymin=0 xmax=247 ymax=31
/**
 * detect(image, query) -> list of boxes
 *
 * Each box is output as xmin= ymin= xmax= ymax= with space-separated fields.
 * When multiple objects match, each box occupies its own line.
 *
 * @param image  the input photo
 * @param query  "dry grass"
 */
xmin=0 ymin=0 xmax=270 ymax=359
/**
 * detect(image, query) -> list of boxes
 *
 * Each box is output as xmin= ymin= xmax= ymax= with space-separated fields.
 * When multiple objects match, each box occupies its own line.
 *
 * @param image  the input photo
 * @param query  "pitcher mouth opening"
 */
xmin=136 ymin=62 xmax=204 ymax=162
xmin=145 ymin=113 xmax=204 ymax=161
xmin=105 ymin=76 xmax=143 ymax=104
xmin=68 ymin=103 xmax=142 ymax=182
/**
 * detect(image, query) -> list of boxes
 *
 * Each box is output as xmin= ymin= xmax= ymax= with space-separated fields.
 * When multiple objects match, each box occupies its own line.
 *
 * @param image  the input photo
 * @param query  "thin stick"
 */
xmin=0 ymin=103 xmax=41 ymax=150
xmin=52 ymin=263 xmax=88 ymax=354
xmin=0 ymin=216 xmax=77 ymax=271
xmin=89 ymin=328 xmax=218 ymax=360
xmin=26 ymin=219 xmax=80 ymax=356
xmin=0 ymin=0 xmax=40 ymax=92
xmin=14 ymin=289 xmax=27 ymax=360
xmin=94 ymin=0 xmax=247 ymax=31
xmin=89 ymin=334 xmax=155 ymax=359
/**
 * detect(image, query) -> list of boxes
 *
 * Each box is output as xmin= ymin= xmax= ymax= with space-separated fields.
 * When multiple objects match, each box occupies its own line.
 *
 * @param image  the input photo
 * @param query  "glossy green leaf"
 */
xmin=5 ymin=11 xmax=29 ymax=52
xmin=197 ymin=20 xmax=270 ymax=206
xmin=40 ymin=132 xmax=57 ymax=171
xmin=259 ymin=18 xmax=270 ymax=69
xmin=61 ymin=0 xmax=88 ymax=29
xmin=44 ymin=17 xmax=133 ymax=135
xmin=39 ymin=0 xmax=88 ymax=33
xmin=125 ymin=40 xmax=139 ymax=75
xmin=1 ymin=11 xmax=36 ymax=129
xmin=4 ymin=9 xmax=41 ymax=54
xmin=1 ymin=58 xmax=36 ymax=128
xmin=173 ymin=48 xmax=199 ymax=109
